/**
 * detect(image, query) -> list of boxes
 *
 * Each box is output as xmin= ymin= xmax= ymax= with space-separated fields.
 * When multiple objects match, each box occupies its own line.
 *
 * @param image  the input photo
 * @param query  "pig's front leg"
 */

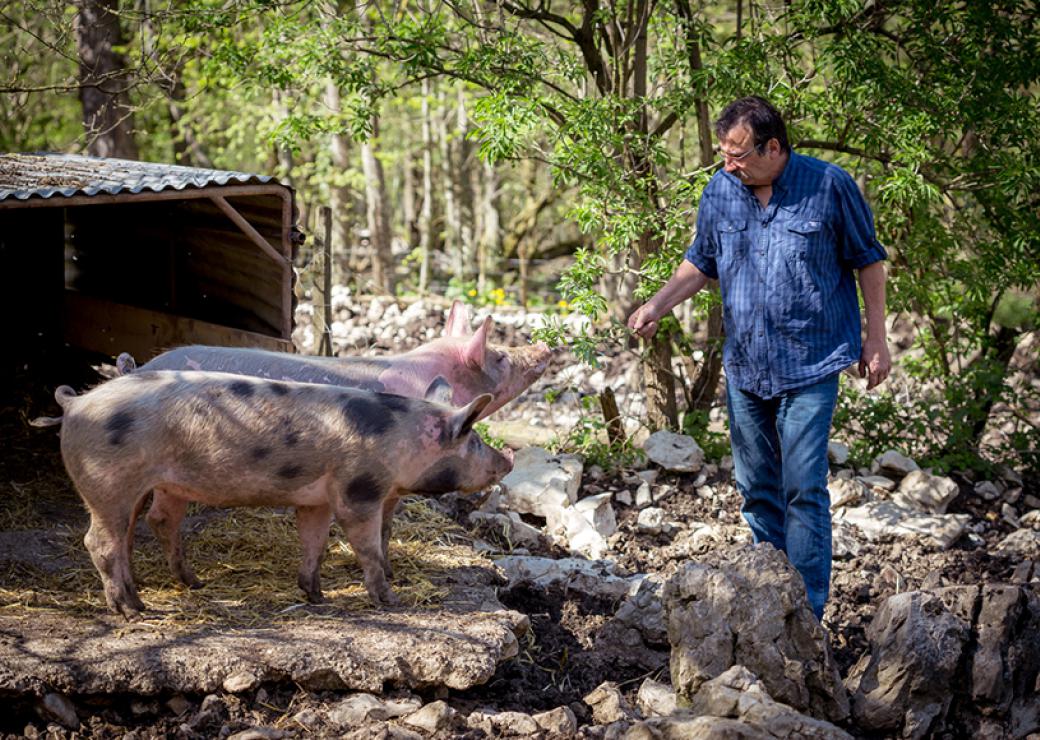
xmin=379 ymin=495 xmax=402 ymax=580
xmin=332 ymin=501 xmax=400 ymax=608
xmin=295 ymin=503 xmax=333 ymax=603
xmin=145 ymin=489 xmax=201 ymax=589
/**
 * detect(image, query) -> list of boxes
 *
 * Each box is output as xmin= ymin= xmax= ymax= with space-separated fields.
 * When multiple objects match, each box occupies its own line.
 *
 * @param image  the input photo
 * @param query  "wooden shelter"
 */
xmin=0 ymin=153 xmax=299 ymax=376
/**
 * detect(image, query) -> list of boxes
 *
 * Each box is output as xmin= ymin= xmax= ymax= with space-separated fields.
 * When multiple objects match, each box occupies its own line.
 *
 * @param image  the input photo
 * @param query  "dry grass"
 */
xmin=0 ymin=497 xmax=489 ymax=629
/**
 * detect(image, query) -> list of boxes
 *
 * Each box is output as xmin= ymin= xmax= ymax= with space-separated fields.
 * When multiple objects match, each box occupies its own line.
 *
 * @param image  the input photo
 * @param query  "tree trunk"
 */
xmin=74 ymin=0 xmax=138 ymax=159
xmin=438 ymin=87 xmax=461 ymax=282
xmin=360 ymin=118 xmax=395 ymax=294
xmin=456 ymin=84 xmax=476 ymax=282
xmin=418 ymin=78 xmax=434 ymax=294
xmin=325 ymin=79 xmax=354 ymax=285
xmin=477 ymin=159 xmax=500 ymax=293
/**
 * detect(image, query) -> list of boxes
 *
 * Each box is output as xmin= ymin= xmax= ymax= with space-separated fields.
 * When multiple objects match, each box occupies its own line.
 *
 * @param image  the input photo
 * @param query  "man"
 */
xmin=628 ymin=96 xmax=891 ymax=620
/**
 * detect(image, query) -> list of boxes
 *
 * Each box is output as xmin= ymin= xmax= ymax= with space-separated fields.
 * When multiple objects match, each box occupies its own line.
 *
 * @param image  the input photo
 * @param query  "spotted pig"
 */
xmin=50 ymin=371 xmax=513 ymax=619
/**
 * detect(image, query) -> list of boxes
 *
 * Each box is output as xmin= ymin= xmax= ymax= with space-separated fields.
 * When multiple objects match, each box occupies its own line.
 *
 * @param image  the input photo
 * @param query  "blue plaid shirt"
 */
xmin=685 ymin=151 xmax=887 ymax=399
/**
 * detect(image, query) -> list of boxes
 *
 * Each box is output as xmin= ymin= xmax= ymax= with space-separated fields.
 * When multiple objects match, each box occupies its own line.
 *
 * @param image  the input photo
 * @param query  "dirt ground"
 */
xmin=0 ymin=344 xmax=1035 ymax=739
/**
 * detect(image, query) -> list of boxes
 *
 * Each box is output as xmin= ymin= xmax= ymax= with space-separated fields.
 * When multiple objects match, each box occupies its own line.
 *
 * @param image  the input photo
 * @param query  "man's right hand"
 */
xmin=627 ymin=303 xmax=660 ymax=339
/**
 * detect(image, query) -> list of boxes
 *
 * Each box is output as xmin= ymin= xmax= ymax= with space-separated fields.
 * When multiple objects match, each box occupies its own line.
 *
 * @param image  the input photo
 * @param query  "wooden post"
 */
xmin=599 ymin=387 xmax=626 ymax=445
xmin=318 ymin=206 xmax=334 ymax=357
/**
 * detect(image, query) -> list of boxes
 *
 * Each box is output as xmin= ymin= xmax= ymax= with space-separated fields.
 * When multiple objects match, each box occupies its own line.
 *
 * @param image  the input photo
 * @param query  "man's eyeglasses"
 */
xmin=714 ymin=145 xmax=762 ymax=162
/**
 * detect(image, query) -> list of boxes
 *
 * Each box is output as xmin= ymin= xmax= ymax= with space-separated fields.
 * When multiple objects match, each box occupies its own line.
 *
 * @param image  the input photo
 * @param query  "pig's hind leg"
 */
xmin=145 ymin=489 xmax=201 ymax=589
xmin=83 ymin=502 xmax=148 ymax=619
xmin=295 ymin=503 xmax=333 ymax=603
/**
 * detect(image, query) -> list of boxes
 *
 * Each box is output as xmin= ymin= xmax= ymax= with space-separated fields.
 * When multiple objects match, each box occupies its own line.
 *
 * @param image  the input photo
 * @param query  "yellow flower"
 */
xmin=557 ymin=300 xmax=569 ymax=309
xmin=467 ymin=289 xmax=477 ymax=297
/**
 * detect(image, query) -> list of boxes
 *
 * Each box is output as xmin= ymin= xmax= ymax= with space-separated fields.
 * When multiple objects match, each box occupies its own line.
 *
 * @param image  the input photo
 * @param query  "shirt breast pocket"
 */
xmin=716 ymin=220 xmax=747 ymax=269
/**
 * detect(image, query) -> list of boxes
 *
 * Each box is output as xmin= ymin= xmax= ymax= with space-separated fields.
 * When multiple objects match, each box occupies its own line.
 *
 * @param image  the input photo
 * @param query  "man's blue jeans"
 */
xmin=726 ymin=374 xmax=839 ymax=620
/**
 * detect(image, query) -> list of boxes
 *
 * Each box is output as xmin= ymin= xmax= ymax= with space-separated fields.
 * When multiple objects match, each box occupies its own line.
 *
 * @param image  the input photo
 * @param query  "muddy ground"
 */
xmin=0 ymin=324 xmax=1035 ymax=739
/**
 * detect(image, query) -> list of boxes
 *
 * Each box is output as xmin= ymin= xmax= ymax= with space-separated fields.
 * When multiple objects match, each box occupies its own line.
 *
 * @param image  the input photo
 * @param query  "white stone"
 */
xmin=872 ymin=450 xmax=920 ymax=478
xmin=637 ymin=507 xmax=667 ymax=535
xmin=974 ymin=481 xmax=1002 ymax=501
xmin=893 ymin=470 xmax=960 ymax=514
xmin=494 ymin=556 xmax=642 ymax=600
xmin=328 ymin=693 xmax=389 ymax=726
xmin=532 ymin=706 xmax=578 ymax=735
xmin=584 ymin=682 xmax=633 ymax=724
xmin=857 ymin=475 xmax=898 ymax=492
xmin=615 ymin=489 xmax=633 ymax=506
xmin=222 ymin=670 xmax=261 ymax=693
xmin=829 ymin=478 xmax=867 ymax=510
xmin=635 ymin=481 xmax=654 ymax=507
xmin=1021 ymin=510 xmax=1040 ymax=528
xmin=644 ymin=430 xmax=705 ymax=473
xmin=1002 ymin=503 xmax=1021 ymax=528
xmin=38 ymin=693 xmax=78 ymax=729
xmin=636 ymin=469 xmax=659 ymax=485
xmin=573 ymin=492 xmax=617 ymax=537
xmin=837 ymin=501 xmax=970 ymax=549
xmin=467 ymin=710 xmax=540 ymax=736
xmin=828 ymin=442 xmax=851 ymax=466
xmin=995 ymin=529 xmax=1040 ymax=559
xmin=500 ymin=447 xmax=582 ymax=517
xmin=402 ymin=701 xmax=454 ymax=733
xmin=467 ymin=511 xmax=542 ymax=549
xmin=637 ymin=678 xmax=678 ymax=717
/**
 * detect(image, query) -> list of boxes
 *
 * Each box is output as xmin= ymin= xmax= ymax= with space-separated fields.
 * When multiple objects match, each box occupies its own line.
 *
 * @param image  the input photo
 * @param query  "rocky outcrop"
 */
xmin=662 ymin=544 xmax=849 ymax=723
xmin=846 ymin=584 xmax=1040 ymax=738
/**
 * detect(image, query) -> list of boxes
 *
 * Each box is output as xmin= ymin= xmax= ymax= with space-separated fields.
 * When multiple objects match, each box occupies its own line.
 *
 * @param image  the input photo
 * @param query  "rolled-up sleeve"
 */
xmin=833 ymin=170 xmax=888 ymax=269
xmin=684 ymin=195 xmax=720 ymax=279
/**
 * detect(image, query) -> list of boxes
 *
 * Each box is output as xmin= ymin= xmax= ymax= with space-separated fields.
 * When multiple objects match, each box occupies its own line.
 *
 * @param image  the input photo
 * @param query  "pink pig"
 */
xmin=48 ymin=371 xmax=513 ymax=618
xmin=122 ymin=300 xmax=551 ymax=419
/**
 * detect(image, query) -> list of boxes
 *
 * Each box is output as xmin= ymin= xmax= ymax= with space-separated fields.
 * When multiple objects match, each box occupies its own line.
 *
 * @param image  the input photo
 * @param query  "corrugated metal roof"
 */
xmin=0 ymin=152 xmax=274 ymax=202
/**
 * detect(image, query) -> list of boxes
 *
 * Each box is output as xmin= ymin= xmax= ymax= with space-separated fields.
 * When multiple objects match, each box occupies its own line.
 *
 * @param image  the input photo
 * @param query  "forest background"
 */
xmin=2 ymin=0 xmax=1038 ymax=480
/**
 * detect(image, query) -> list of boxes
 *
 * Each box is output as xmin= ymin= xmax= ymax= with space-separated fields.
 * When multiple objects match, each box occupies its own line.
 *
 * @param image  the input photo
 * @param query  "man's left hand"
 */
xmin=859 ymin=338 xmax=891 ymax=390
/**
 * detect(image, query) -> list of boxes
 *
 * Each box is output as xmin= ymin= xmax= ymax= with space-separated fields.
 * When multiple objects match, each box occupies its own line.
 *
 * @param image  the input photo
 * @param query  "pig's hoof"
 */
xmin=377 ymin=591 xmax=402 ymax=608
xmin=305 ymin=591 xmax=326 ymax=604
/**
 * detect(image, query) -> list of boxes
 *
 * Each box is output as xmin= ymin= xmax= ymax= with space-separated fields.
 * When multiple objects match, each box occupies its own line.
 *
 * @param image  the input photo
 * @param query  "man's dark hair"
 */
xmin=714 ymin=96 xmax=791 ymax=153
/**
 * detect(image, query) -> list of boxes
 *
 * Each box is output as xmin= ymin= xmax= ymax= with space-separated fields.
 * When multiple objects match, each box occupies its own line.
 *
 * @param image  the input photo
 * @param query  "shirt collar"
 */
xmin=773 ymin=150 xmax=800 ymax=194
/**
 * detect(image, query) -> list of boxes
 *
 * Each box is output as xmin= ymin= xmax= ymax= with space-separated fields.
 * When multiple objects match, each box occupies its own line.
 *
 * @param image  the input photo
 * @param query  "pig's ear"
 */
xmin=450 ymin=393 xmax=493 ymax=439
xmin=464 ymin=316 xmax=492 ymax=369
xmin=443 ymin=300 xmax=473 ymax=338
xmin=423 ymin=376 xmax=455 ymax=405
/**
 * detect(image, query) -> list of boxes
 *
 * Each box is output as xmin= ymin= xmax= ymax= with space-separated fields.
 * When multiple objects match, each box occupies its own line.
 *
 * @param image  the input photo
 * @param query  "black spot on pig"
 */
xmin=284 ymin=430 xmax=300 ymax=447
xmin=250 ymin=446 xmax=271 ymax=461
xmin=341 ymin=473 xmax=384 ymax=505
xmin=105 ymin=411 xmax=134 ymax=446
xmin=268 ymin=382 xmax=290 ymax=396
xmin=229 ymin=380 xmax=254 ymax=398
xmin=412 ymin=458 xmax=463 ymax=493
xmin=379 ymin=394 xmax=411 ymax=413
xmin=277 ymin=463 xmax=304 ymax=479
xmin=342 ymin=397 xmax=394 ymax=436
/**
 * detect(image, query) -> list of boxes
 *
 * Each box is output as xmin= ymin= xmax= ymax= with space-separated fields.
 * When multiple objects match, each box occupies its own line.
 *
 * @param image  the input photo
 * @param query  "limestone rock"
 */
xmin=37 ymin=693 xmax=78 ymax=730
xmin=495 ymin=555 xmax=642 ymax=600
xmin=893 ymin=470 xmax=961 ymax=514
xmin=329 ymin=693 xmax=390 ymax=727
xmin=625 ymin=666 xmax=853 ymax=739
xmin=637 ymin=507 xmax=667 ymax=535
xmin=996 ymin=529 xmax=1040 ymax=559
xmin=663 ymin=544 xmax=848 ymax=723
xmin=637 ymin=678 xmax=678 ymax=717
xmin=856 ymin=474 xmax=897 ymax=491
xmin=836 ymin=500 xmax=970 ymax=549
xmin=402 ymin=701 xmax=454 ymax=733
xmin=845 ymin=589 xmax=973 ymax=738
xmin=827 ymin=442 xmax=850 ymax=466
xmin=500 ymin=447 xmax=583 ymax=517
xmin=873 ymin=450 xmax=920 ymax=478
xmin=644 ymin=431 xmax=705 ymax=473
xmin=467 ymin=709 xmax=541 ymax=736
xmin=532 ymin=706 xmax=578 ymax=735
xmin=828 ymin=478 xmax=866 ymax=510
xmin=614 ymin=576 xmax=668 ymax=645
xmin=585 ymin=681 xmax=635 ymax=724
xmin=574 ymin=492 xmax=618 ymax=538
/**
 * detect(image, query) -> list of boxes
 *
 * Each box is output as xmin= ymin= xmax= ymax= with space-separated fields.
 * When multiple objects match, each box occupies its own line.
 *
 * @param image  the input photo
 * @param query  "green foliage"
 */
xmin=473 ymin=422 xmax=507 ymax=450
xmin=548 ymin=394 xmax=646 ymax=473
xmin=680 ymin=409 xmax=730 ymax=462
